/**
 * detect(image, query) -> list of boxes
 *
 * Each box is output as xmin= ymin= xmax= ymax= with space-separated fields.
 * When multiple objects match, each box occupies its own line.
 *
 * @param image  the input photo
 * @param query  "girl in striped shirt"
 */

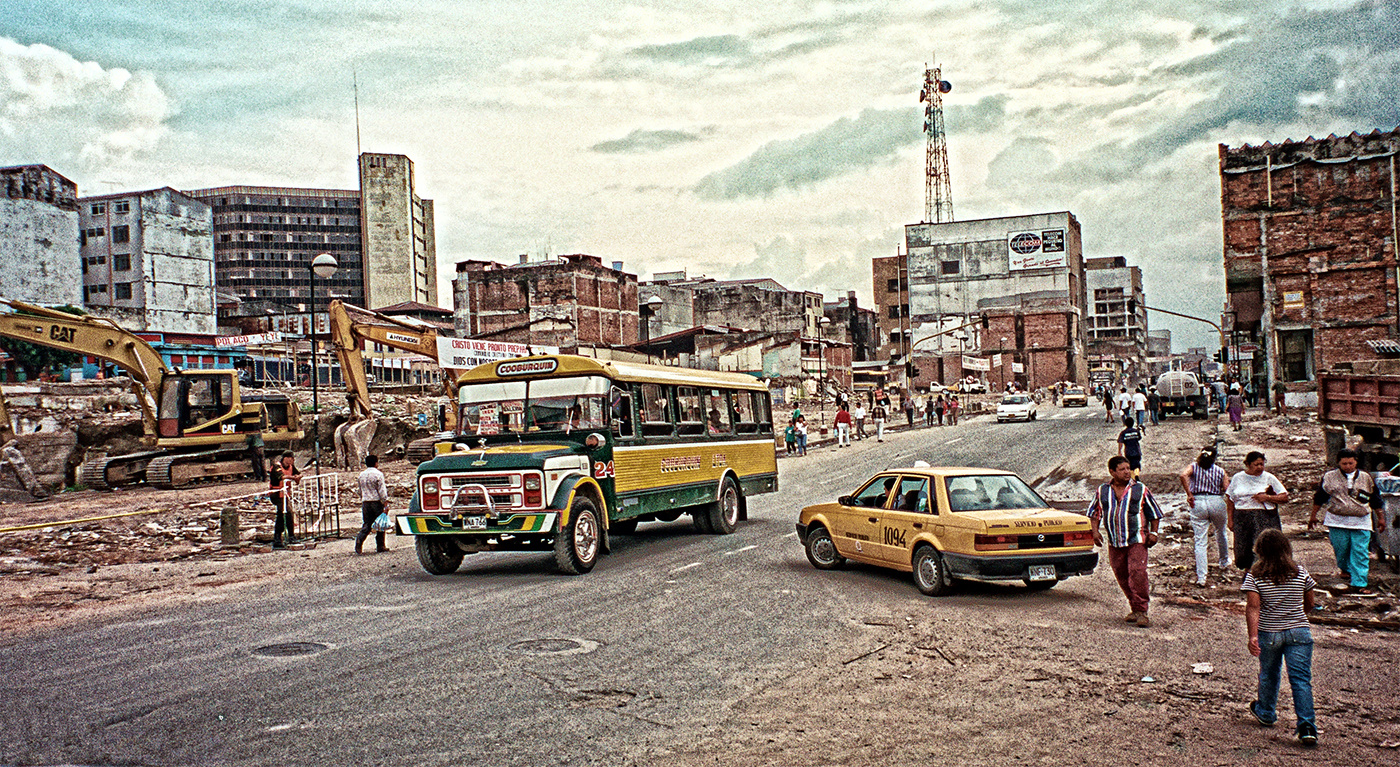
xmin=1242 ymin=529 xmax=1317 ymax=746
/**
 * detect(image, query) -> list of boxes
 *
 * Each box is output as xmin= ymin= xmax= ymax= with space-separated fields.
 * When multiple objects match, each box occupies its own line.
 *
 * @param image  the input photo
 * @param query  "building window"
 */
xmin=113 ymin=253 xmax=131 ymax=271
xmin=1279 ymin=330 xmax=1313 ymax=382
xmin=115 ymin=282 xmax=132 ymax=300
xmin=886 ymin=278 xmax=900 ymax=292
xmin=113 ymin=201 xmax=130 ymax=214
xmin=941 ymin=260 xmax=960 ymax=275
xmin=90 ymin=202 xmax=105 ymax=215
xmin=85 ymin=227 xmax=105 ymax=239
xmin=112 ymin=225 xmax=130 ymax=244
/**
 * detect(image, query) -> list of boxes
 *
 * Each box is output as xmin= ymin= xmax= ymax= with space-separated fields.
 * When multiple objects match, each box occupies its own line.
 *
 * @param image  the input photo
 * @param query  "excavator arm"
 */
xmin=0 ymin=298 xmax=166 ymax=433
xmin=327 ymin=300 xmax=460 ymax=429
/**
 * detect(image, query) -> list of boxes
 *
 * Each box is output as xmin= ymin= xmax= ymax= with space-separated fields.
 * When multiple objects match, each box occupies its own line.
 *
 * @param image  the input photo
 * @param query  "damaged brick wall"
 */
xmin=1221 ymin=128 xmax=1400 ymax=378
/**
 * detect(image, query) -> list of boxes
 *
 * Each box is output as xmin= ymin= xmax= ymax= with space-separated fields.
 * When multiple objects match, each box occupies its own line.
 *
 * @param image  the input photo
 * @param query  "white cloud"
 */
xmin=0 ymin=37 xmax=170 ymax=171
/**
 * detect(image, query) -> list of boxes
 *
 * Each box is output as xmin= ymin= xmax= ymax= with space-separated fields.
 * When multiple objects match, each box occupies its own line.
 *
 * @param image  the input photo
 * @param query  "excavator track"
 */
xmin=146 ymin=448 xmax=257 ymax=490
xmin=78 ymin=450 xmax=167 ymax=490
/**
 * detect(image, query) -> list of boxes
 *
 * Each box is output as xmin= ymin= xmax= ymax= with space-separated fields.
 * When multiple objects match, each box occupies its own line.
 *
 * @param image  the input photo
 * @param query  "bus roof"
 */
xmin=456 ymin=354 xmax=769 ymax=391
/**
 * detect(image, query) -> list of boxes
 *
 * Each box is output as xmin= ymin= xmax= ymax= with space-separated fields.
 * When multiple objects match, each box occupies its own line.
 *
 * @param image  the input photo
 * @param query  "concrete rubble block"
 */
xmin=0 ymin=430 xmax=77 ymax=492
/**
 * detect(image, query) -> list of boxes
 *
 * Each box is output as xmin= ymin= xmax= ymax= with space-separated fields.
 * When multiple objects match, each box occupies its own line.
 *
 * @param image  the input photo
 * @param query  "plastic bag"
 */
xmin=371 ymin=512 xmax=393 ymax=532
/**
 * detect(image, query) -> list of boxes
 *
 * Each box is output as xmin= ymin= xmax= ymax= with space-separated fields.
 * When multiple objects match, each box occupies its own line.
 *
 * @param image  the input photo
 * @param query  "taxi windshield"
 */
xmin=943 ymin=474 xmax=1047 ymax=512
xmin=457 ymin=375 xmax=610 ymax=436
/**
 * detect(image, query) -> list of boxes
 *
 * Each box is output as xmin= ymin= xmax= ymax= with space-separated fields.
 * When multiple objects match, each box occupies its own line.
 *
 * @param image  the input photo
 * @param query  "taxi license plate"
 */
xmin=463 ymin=516 xmax=487 ymax=530
xmin=1028 ymin=565 xmax=1056 ymax=581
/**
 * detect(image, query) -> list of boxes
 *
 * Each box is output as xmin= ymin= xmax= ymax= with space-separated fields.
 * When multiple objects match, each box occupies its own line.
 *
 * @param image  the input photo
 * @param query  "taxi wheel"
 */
xmin=554 ymin=498 xmax=601 ymax=575
xmin=804 ymin=525 xmax=844 ymax=570
xmin=912 ymin=545 xmax=949 ymax=596
xmin=415 ymin=536 xmax=464 ymax=576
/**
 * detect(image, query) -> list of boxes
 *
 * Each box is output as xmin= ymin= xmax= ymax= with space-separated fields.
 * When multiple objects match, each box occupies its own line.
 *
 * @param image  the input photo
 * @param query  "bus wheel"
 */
xmin=610 ymin=518 xmax=639 ymax=536
xmin=706 ymin=477 xmax=741 ymax=535
xmin=415 ymin=536 xmax=464 ymax=575
xmin=554 ymin=497 xmax=601 ymax=575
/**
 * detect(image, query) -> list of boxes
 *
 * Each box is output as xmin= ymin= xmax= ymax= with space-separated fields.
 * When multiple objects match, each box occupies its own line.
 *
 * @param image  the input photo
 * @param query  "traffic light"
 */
xmin=1215 ymin=346 xmax=1228 ymax=363
xmin=1127 ymin=298 xmax=1137 ymax=315
xmin=980 ymin=314 xmax=989 ymax=329
xmin=907 ymin=362 xmax=919 ymax=379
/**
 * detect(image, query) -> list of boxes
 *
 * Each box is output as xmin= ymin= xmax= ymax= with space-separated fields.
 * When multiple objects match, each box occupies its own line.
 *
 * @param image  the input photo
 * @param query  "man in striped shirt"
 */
xmin=1088 ymin=456 xmax=1163 ymax=627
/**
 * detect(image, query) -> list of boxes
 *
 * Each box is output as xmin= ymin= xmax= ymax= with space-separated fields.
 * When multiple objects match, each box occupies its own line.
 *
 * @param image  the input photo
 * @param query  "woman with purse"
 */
xmin=1308 ymin=448 xmax=1384 ymax=595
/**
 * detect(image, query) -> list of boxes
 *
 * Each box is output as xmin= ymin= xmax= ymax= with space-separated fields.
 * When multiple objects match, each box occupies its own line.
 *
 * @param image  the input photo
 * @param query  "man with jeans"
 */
xmin=1227 ymin=451 xmax=1289 ymax=571
xmin=1088 ymin=456 xmax=1163 ymax=628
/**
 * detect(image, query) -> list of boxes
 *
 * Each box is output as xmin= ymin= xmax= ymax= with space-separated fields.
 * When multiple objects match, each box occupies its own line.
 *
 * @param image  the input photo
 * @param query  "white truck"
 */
xmin=1155 ymin=370 xmax=1209 ymax=419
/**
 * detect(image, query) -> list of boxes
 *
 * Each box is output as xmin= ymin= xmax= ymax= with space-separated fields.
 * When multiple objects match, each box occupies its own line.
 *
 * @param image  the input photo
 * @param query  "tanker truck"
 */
xmin=1155 ymin=370 xmax=1210 ymax=419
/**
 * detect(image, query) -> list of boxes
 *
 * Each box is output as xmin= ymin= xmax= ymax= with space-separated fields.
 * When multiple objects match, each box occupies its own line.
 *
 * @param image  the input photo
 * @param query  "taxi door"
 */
xmin=871 ymin=476 xmax=932 ymax=567
xmin=833 ymin=474 xmax=898 ymax=563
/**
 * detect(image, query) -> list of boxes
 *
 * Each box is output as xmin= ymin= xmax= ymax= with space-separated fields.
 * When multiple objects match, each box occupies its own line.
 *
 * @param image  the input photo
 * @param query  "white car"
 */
xmin=996 ymin=394 xmax=1037 ymax=423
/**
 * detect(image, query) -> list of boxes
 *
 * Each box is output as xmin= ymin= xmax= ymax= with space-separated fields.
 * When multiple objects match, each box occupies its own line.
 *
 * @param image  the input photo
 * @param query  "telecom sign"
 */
xmin=1008 ymin=228 xmax=1067 ymax=272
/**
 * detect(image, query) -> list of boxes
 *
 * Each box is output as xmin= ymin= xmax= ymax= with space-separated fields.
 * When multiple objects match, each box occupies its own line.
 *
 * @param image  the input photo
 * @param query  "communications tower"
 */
xmin=921 ymin=65 xmax=953 ymax=224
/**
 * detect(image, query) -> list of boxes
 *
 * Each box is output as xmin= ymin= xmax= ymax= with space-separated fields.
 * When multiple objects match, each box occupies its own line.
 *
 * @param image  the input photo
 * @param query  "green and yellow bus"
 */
xmin=399 ymin=355 xmax=778 ymax=575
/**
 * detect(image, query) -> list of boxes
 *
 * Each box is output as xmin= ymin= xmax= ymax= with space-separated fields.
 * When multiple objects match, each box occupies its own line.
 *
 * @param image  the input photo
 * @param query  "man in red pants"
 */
xmin=1088 ymin=456 xmax=1163 ymax=627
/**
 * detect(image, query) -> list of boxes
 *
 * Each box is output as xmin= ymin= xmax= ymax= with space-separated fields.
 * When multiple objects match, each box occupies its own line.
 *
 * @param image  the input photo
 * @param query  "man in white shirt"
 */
xmin=1131 ymin=388 xmax=1149 ymax=429
xmin=355 ymin=454 xmax=391 ymax=554
xmin=1226 ymin=450 xmax=1289 ymax=570
xmin=853 ymin=402 xmax=867 ymax=440
xmin=1114 ymin=387 xmax=1132 ymax=422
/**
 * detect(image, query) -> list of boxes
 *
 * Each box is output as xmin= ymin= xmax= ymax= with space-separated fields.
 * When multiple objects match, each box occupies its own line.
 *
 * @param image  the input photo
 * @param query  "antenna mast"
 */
xmin=921 ymin=64 xmax=953 ymax=224
xmin=353 ymin=66 xmax=363 ymax=158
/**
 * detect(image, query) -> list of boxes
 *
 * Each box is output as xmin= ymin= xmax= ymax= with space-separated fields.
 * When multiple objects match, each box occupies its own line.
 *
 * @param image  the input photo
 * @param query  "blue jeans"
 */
xmin=1255 ymin=627 xmax=1314 ymax=729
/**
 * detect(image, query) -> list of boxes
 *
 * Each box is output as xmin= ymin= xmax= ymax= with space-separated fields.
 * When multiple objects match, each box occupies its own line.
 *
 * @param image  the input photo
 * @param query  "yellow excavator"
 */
xmin=326 ymin=300 xmax=460 ymax=465
xmin=0 ymin=298 xmax=302 ymax=489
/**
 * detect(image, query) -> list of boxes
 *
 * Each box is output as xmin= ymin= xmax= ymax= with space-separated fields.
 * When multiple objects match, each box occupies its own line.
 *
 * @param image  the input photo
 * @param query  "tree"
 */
xmin=0 ymin=305 xmax=86 ymax=380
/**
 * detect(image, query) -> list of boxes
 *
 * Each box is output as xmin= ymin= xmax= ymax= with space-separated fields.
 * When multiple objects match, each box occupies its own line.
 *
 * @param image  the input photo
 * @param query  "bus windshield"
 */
xmin=458 ymin=375 xmax=611 ymax=436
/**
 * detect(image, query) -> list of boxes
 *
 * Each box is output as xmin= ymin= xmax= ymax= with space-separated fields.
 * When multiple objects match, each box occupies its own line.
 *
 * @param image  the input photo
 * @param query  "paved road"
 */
xmin=0 ymin=405 xmax=1110 ymax=766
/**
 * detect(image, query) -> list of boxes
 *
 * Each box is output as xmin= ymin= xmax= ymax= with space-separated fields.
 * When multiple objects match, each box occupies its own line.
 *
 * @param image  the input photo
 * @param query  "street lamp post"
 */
xmin=640 ymin=294 xmax=663 ymax=362
xmin=308 ymin=253 xmax=338 ymax=481
xmin=999 ymin=336 xmax=1008 ymax=392
xmin=1031 ymin=341 xmax=1039 ymax=391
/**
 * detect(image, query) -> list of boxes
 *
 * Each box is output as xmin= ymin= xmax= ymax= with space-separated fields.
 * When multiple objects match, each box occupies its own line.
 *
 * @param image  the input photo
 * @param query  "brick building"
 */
xmin=453 ymin=254 xmax=639 ymax=351
xmin=0 ymin=165 xmax=81 ymax=307
xmin=1220 ymin=127 xmax=1400 ymax=404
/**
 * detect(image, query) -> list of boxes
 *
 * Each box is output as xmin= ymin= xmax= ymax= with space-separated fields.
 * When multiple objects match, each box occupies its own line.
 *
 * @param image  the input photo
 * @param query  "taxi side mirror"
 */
xmin=837 ymin=495 xmax=855 ymax=506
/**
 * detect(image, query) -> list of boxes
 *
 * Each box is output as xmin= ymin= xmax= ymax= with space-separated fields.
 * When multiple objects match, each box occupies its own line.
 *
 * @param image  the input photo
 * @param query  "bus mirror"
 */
xmin=585 ymin=433 xmax=605 ymax=449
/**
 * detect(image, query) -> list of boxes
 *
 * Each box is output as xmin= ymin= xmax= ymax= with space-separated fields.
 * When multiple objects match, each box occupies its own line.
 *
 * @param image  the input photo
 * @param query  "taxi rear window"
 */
xmin=944 ymin=475 xmax=1046 ymax=512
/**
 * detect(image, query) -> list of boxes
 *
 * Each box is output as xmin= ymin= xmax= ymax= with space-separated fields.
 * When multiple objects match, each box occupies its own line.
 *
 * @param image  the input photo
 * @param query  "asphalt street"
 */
xmin=1 ymin=405 xmax=1113 ymax=767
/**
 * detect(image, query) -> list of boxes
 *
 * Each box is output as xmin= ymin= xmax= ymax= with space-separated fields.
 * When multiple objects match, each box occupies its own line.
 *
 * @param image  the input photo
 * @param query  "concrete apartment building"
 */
xmin=0 ymin=165 xmax=82 ymax=307
xmin=1147 ymin=328 xmax=1172 ymax=377
xmin=1084 ymin=256 xmax=1148 ymax=381
xmin=359 ymin=153 xmax=437 ymax=308
xmin=453 ymin=254 xmax=639 ymax=351
xmin=79 ymin=188 xmax=216 ymax=335
xmin=1220 ymin=127 xmax=1400 ymax=405
xmin=901 ymin=211 xmax=1089 ymax=390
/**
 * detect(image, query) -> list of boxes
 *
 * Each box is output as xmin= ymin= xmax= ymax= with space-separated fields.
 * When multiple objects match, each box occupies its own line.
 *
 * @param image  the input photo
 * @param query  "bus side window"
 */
xmin=733 ymin=390 xmax=758 ymax=434
xmin=677 ymin=386 xmax=705 ymax=435
xmin=640 ymin=383 xmax=674 ymax=437
xmin=706 ymin=389 xmax=732 ymax=434
xmin=754 ymin=391 xmax=773 ymax=436
xmin=611 ymin=387 xmax=635 ymax=439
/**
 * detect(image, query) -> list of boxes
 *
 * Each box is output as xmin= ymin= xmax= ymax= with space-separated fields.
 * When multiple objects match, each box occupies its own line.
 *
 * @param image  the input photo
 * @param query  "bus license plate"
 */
xmin=1028 ymin=565 xmax=1056 ymax=581
xmin=463 ymin=516 xmax=487 ymax=530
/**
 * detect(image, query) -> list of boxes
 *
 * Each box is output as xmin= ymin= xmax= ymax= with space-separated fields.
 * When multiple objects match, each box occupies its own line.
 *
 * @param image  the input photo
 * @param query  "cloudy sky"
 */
xmin=4 ymin=0 xmax=1398 ymax=350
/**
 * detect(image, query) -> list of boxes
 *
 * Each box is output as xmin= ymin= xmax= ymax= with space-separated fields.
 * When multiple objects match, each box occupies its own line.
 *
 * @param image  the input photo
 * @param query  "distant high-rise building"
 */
xmin=188 ymin=152 xmax=438 ymax=332
xmin=1084 ymin=255 xmax=1148 ymax=378
xmin=360 ymin=153 xmax=437 ymax=308
xmin=79 ymin=188 xmax=216 ymax=335
xmin=185 ymin=185 xmax=364 ymax=332
xmin=0 ymin=165 xmax=81 ymax=307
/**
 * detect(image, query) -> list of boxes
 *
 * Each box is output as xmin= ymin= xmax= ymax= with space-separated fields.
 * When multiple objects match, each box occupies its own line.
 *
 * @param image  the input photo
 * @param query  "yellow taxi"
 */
xmin=1061 ymin=386 xmax=1089 ymax=407
xmin=796 ymin=466 xmax=1098 ymax=595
